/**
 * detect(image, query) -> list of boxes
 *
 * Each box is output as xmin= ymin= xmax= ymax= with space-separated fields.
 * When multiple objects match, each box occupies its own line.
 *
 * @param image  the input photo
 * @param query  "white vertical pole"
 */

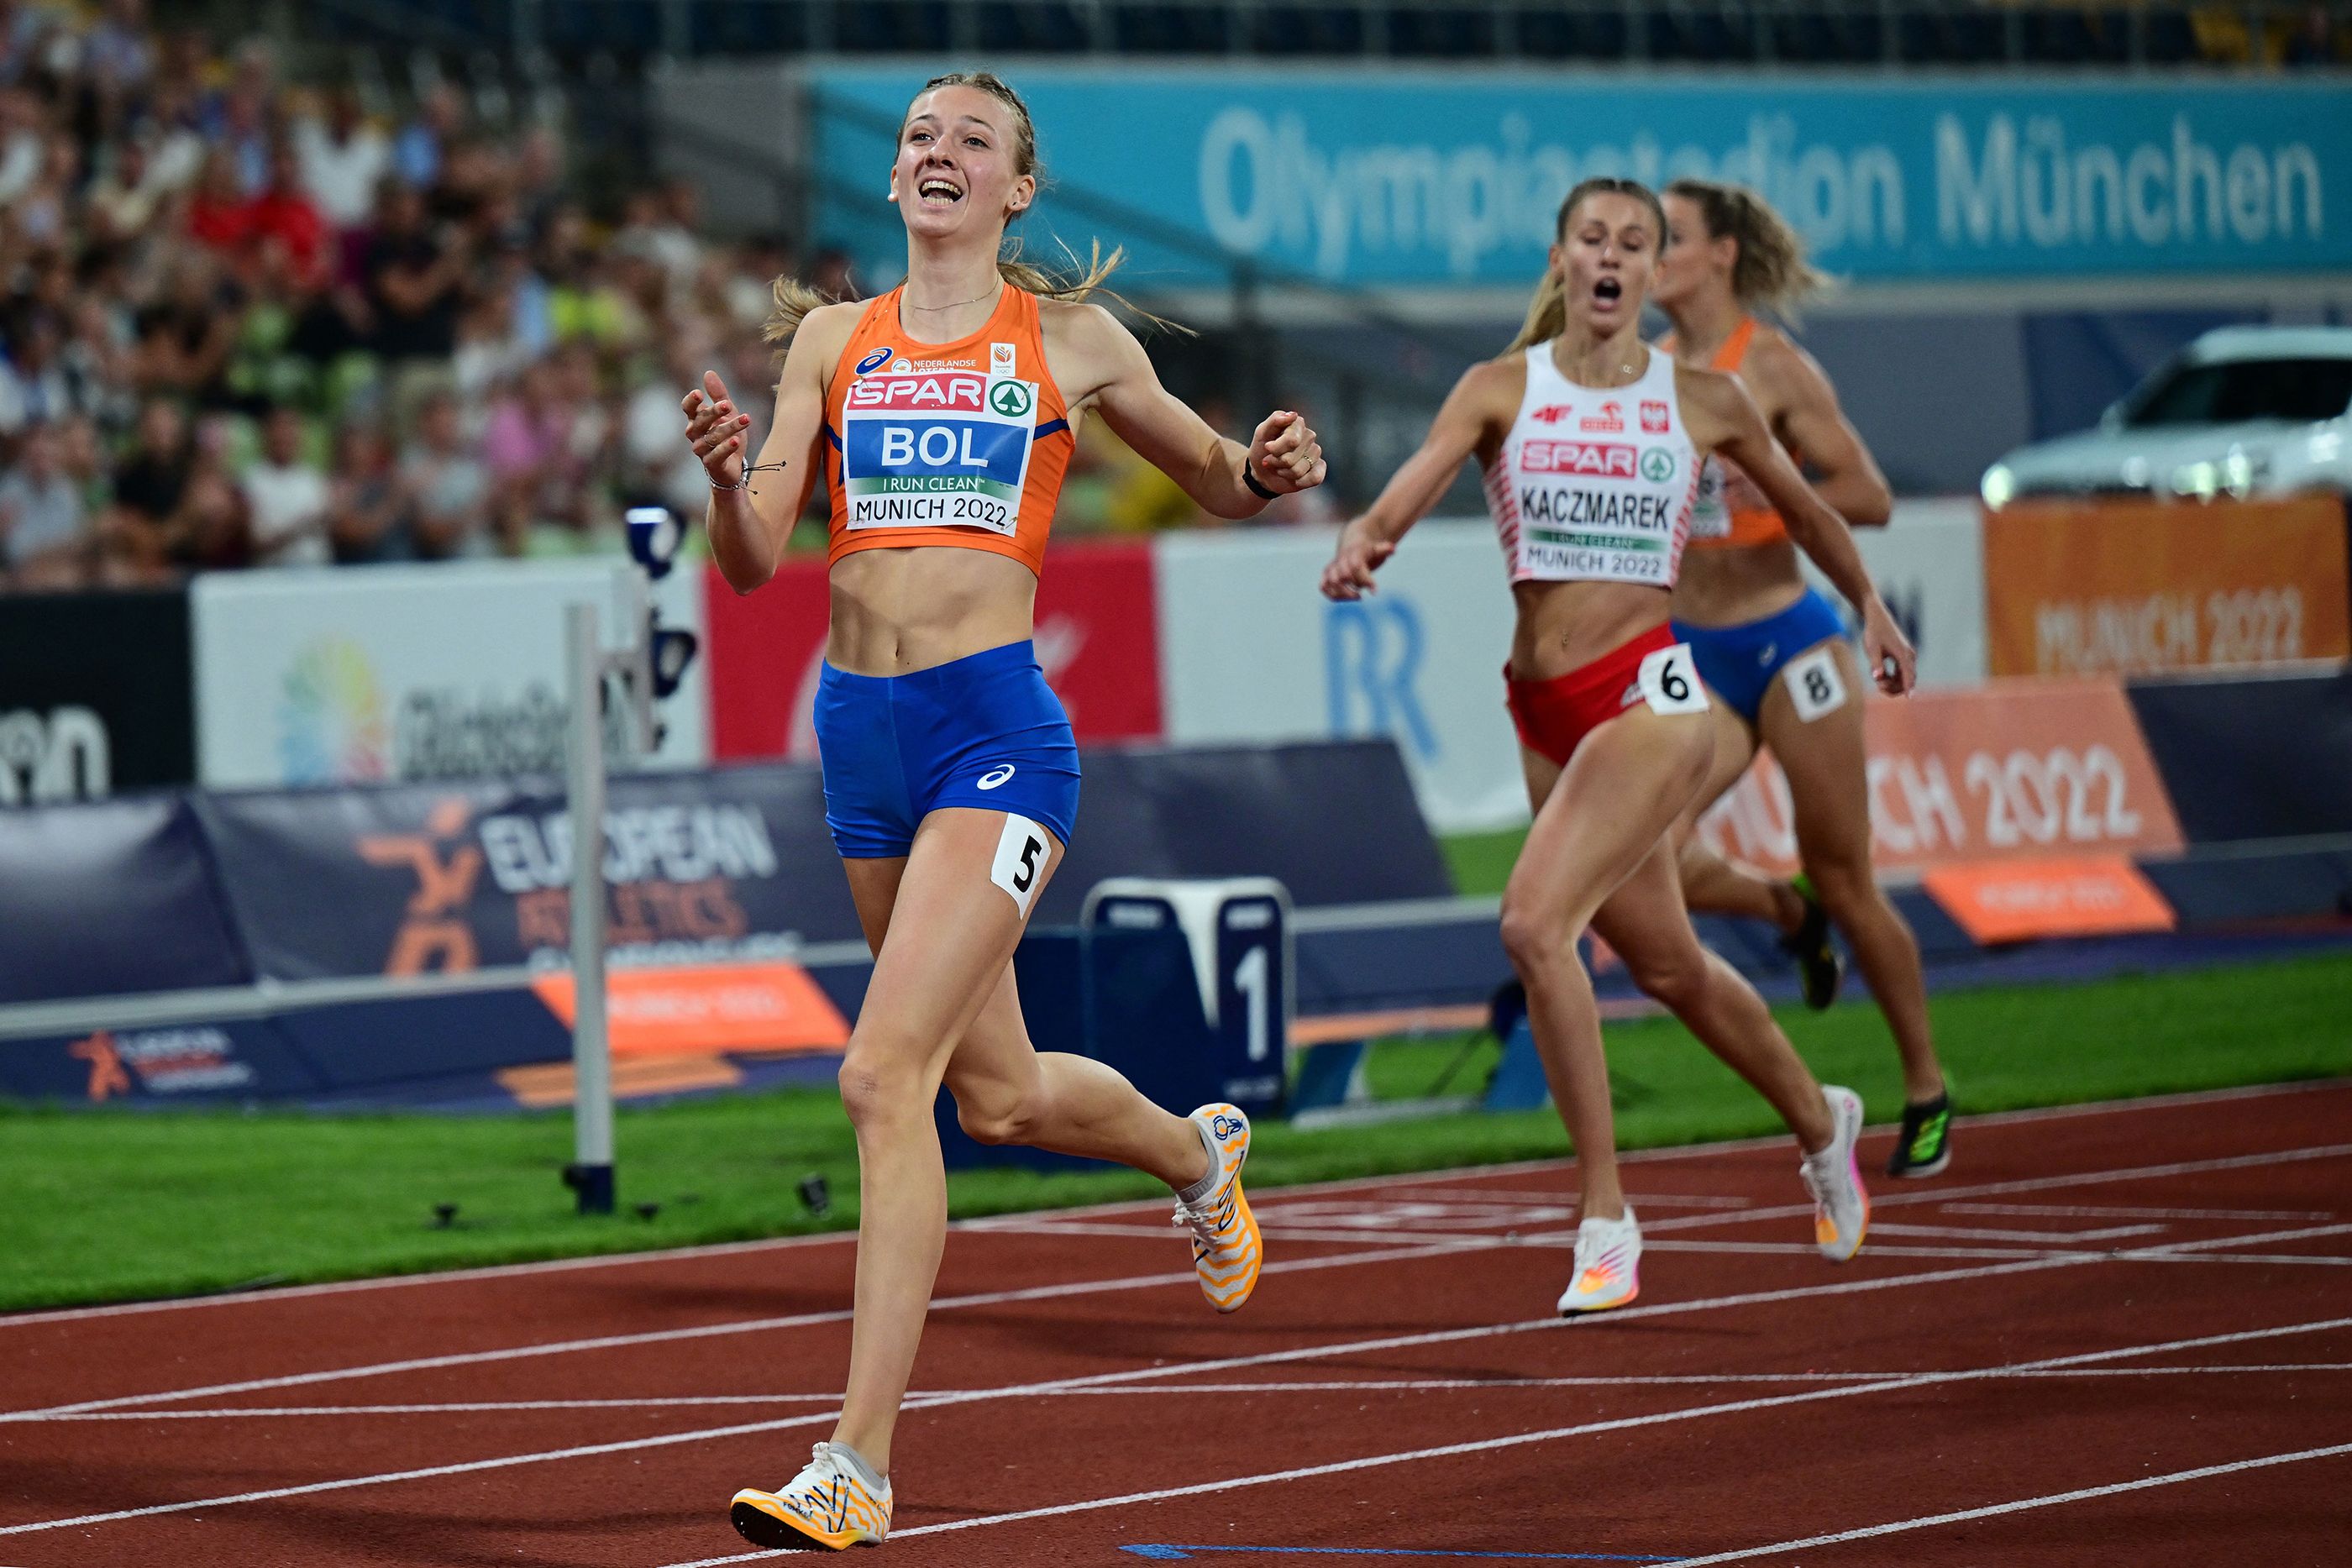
xmin=564 ymin=601 xmax=615 ymax=1214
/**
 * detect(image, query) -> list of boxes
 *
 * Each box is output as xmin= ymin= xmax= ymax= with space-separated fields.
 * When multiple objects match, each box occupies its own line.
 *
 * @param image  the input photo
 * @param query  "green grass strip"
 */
xmin=3 ymin=952 xmax=2344 ymax=1313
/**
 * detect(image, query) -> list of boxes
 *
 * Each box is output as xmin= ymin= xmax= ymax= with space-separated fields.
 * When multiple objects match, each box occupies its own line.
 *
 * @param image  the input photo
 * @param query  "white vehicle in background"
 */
xmin=1981 ymin=326 xmax=2352 ymax=507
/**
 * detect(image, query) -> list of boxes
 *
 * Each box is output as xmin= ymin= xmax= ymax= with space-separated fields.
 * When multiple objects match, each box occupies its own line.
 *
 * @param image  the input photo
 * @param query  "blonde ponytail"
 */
xmin=1504 ymin=271 xmax=1568 ymax=356
xmin=1504 ymin=176 xmax=1667 ymax=354
xmin=762 ymin=276 xmax=834 ymax=356
xmin=769 ymin=69 xmax=1182 ymax=359
xmin=1666 ymin=179 xmax=1828 ymax=314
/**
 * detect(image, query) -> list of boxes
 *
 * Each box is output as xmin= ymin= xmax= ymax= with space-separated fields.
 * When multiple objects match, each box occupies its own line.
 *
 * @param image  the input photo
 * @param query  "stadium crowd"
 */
xmin=0 ymin=2 xmax=1315 ymax=591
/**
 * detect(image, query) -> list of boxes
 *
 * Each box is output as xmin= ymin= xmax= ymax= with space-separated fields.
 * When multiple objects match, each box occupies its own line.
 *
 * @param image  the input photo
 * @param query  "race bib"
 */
xmin=1687 ymin=456 xmax=1730 ymax=541
xmin=990 ymin=812 xmax=1048 ymax=915
xmin=839 ymin=367 xmax=1037 ymax=538
xmin=1784 ymin=645 xmax=1848 ymax=722
xmin=1637 ymin=642 xmax=1710 ymax=716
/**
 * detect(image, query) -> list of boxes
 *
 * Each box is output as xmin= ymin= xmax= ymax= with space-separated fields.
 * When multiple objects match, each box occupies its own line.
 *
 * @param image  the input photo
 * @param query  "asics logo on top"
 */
xmin=977 ymin=764 xmax=1016 ymax=789
xmin=853 ymin=346 xmax=893 ymax=375
xmin=1757 ymin=642 xmax=1778 ymax=666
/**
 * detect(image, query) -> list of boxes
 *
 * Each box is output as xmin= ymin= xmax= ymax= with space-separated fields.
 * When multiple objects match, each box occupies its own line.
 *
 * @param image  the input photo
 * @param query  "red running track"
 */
xmin=4 ymin=1081 xmax=2351 ymax=1566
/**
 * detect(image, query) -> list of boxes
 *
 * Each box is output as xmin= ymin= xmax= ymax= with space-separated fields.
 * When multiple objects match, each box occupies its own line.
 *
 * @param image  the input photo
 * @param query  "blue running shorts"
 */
xmin=813 ymin=639 xmax=1081 ymax=859
xmin=1672 ymin=587 xmax=1851 ymax=726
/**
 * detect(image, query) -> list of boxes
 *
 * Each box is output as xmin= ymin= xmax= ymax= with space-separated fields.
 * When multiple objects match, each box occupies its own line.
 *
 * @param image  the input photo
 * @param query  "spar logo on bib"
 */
xmin=841 ymin=369 xmax=1037 ymax=537
xmin=1522 ymin=440 xmax=1635 ymax=478
xmin=1640 ymin=448 xmax=1677 ymax=483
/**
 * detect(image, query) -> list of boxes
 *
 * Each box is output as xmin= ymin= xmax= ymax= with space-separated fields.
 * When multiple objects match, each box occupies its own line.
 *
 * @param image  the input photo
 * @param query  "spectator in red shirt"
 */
xmin=183 ymin=144 xmax=250 ymax=251
xmin=245 ymin=141 xmax=326 ymax=286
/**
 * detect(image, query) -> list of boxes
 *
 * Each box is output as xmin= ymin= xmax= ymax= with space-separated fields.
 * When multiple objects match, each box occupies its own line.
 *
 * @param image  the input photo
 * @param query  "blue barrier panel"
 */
xmin=1050 ymin=740 xmax=1450 ymax=921
xmin=937 ymin=924 xmax=1239 ymax=1172
xmin=0 ymin=798 xmax=250 ymax=1004
xmin=813 ymin=68 xmax=2352 ymax=289
xmin=2128 ymin=665 xmax=2352 ymax=843
xmin=154 ymin=739 xmax=1441 ymax=988
xmin=0 ymin=1017 xmax=322 ymax=1104
xmin=192 ymin=764 xmax=858 ymax=981
xmin=276 ymin=989 xmax=575 ymax=1094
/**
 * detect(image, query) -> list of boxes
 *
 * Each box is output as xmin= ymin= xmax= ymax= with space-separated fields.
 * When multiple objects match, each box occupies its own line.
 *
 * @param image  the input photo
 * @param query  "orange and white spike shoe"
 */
xmin=1802 ymin=1084 xmax=1871 ymax=1261
xmin=1556 ymin=1207 xmax=1641 ymax=1316
xmin=730 ymin=1442 xmax=892 ymax=1552
xmin=1174 ymin=1104 xmax=1263 ymax=1313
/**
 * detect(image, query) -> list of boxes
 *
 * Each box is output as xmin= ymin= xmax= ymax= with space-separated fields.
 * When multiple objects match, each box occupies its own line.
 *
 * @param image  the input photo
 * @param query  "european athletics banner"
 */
xmin=808 ymin=66 xmax=2351 ymax=288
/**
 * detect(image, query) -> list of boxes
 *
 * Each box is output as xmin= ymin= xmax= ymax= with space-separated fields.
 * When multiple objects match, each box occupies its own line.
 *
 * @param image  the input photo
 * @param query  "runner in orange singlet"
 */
xmin=1657 ymin=180 xmax=1953 ymax=1180
xmin=682 ymin=71 xmax=1326 ymax=1552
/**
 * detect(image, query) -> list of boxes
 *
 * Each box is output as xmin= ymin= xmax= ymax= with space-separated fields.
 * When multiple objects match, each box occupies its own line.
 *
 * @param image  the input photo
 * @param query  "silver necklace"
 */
xmin=904 ymin=284 xmax=1000 ymax=313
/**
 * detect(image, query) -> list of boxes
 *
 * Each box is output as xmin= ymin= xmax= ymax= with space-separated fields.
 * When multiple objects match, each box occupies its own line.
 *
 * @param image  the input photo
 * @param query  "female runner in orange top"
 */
xmin=1656 ymin=180 xmax=1952 ymax=1178
xmin=1325 ymin=177 xmax=1914 ymax=1318
xmin=682 ymin=71 xmax=1325 ymax=1553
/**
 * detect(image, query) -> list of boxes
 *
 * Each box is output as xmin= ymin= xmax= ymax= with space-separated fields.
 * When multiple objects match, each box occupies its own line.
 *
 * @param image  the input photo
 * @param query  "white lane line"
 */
xmin=644 ymin=1314 xmax=2352 ymax=1565
xmin=2116 ymin=1222 xmax=2352 ymax=1261
xmin=1640 ymin=1141 xmax=2352 ymax=1236
xmin=1947 ymin=1202 xmax=2337 ymax=1222
xmin=1657 ymin=1442 xmax=2352 ymax=1565
xmin=23 ymin=1151 xmax=2352 ymax=1419
xmin=1647 ymin=1236 xmax=2352 ymax=1266
xmin=34 ymin=1362 xmax=2352 ymax=1422
xmin=1647 ymin=1240 xmax=2073 ymax=1262
xmin=1867 ymin=1222 xmax=2169 ymax=1243
xmin=27 ymin=1397 xmax=844 ymax=1419
xmin=2141 ymin=1251 xmax=2352 ymax=1266
xmin=958 ymin=1220 xmax=1517 ymax=1248
xmin=0 ymin=1252 xmax=2134 ymax=1536
xmin=1339 ymin=1191 xmax=1752 ymax=1211
xmin=13 ymin=1243 xmax=2339 ymax=1540
xmin=10 ymin=1077 xmax=2343 ymax=1330
xmin=0 ymin=1237 xmax=1485 ymax=1423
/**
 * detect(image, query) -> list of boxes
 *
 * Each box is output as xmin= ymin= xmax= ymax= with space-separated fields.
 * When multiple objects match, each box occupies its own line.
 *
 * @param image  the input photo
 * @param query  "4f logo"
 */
xmin=356 ymin=796 xmax=483 ymax=974
xmin=0 ymin=705 xmax=110 ymax=804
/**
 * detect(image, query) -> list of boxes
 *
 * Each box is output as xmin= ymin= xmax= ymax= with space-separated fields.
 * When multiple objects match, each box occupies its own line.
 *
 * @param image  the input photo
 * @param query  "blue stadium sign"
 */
xmin=811 ymin=67 xmax=2352 ymax=286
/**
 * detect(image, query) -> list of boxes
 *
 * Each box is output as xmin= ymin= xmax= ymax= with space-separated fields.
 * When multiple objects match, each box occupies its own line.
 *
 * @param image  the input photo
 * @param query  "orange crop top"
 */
xmin=822 ymin=284 xmax=1074 ymax=577
xmin=1671 ymin=317 xmax=1793 ymax=551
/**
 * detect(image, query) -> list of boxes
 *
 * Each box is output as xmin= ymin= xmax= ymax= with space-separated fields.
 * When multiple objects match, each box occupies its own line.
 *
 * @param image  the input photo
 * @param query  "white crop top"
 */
xmin=1481 ymin=343 xmax=1701 ymax=588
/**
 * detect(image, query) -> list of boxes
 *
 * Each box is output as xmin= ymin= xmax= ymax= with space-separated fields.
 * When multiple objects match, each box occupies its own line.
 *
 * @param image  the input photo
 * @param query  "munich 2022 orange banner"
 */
xmin=1984 ymin=496 xmax=2351 ymax=678
xmin=1923 ymin=857 xmax=2176 ymax=945
xmin=532 ymin=962 xmax=851 ymax=1058
xmin=1693 ymin=678 xmax=2185 ymax=880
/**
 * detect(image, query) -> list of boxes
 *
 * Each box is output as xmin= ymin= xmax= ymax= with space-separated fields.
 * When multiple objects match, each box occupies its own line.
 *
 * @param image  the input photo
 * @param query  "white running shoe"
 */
xmin=1557 ymin=1206 xmax=1641 ymax=1316
xmin=1173 ymin=1104 xmax=1262 ymax=1313
xmin=730 ymin=1441 xmax=891 ymax=1551
xmin=1801 ymin=1085 xmax=1871 ymax=1261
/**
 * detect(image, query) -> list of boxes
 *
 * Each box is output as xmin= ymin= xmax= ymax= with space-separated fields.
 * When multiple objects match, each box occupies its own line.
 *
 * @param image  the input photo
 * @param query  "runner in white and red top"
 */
xmin=1324 ymin=176 xmax=1916 ymax=1317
